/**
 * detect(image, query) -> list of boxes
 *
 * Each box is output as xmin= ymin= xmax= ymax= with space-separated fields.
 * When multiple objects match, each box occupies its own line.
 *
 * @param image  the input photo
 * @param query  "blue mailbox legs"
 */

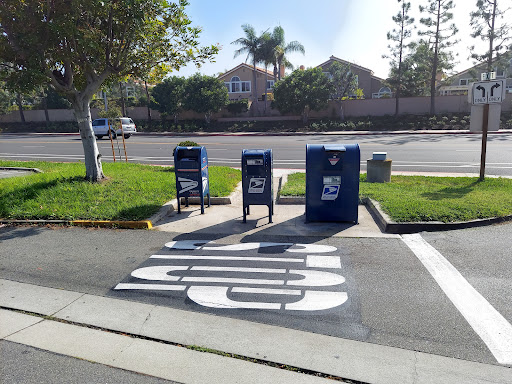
xmin=241 ymin=149 xmax=273 ymax=224
xmin=174 ymin=146 xmax=210 ymax=215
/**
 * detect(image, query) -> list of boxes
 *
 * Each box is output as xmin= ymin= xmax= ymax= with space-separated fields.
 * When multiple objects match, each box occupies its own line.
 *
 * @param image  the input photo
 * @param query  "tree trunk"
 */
xmin=16 ymin=93 xmax=25 ymax=123
xmin=119 ymin=82 xmax=126 ymax=116
xmin=43 ymin=94 xmax=50 ymax=127
xmin=73 ymin=99 xmax=105 ymax=182
xmin=252 ymin=61 xmax=258 ymax=116
xmin=337 ymin=100 xmax=345 ymax=121
xmin=144 ymin=81 xmax=152 ymax=124
xmin=430 ymin=1 xmax=442 ymax=116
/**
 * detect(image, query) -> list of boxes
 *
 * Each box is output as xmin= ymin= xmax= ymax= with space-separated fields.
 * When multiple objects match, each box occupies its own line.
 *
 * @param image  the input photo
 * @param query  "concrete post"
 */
xmin=367 ymin=152 xmax=392 ymax=183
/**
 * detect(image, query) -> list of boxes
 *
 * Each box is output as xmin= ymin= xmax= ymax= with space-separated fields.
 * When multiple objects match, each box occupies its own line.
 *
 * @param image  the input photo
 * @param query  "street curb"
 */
xmin=363 ymin=197 xmax=512 ymax=234
xmin=71 ymin=220 xmax=153 ymax=229
xmin=0 ymin=167 xmax=42 ymax=173
xmin=276 ymin=177 xmax=512 ymax=234
xmin=2 ymin=129 xmax=512 ymax=137
xmin=148 ymin=184 xmax=241 ymax=225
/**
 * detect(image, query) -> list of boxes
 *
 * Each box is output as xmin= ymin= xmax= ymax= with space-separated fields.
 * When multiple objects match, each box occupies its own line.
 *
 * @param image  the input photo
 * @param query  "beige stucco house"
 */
xmin=217 ymin=63 xmax=278 ymax=101
xmin=316 ymin=56 xmax=387 ymax=99
xmin=439 ymin=56 xmax=512 ymax=96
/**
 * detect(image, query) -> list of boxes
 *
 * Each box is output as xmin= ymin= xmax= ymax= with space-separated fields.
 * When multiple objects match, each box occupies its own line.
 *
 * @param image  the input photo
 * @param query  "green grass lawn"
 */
xmin=0 ymin=161 xmax=241 ymax=221
xmin=280 ymin=172 xmax=512 ymax=223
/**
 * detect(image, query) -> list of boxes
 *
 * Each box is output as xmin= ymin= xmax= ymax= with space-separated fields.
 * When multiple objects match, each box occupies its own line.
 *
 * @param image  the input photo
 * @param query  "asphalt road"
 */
xmin=1 ymin=224 xmax=510 ymax=368
xmin=1 ymin=132 xmax=511 ymax=176
xmin=0 ymin=340 xmax=180 ymax=384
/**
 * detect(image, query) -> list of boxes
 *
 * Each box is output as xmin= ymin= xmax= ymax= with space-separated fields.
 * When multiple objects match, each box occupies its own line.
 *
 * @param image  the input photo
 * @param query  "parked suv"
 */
xmin=92 ymin=117 xmax=136 ymax=139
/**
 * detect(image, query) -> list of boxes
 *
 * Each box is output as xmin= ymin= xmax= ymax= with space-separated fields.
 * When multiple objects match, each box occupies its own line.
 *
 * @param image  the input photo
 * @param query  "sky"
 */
xmin=172 ymin=0 xmax=493 ymax=80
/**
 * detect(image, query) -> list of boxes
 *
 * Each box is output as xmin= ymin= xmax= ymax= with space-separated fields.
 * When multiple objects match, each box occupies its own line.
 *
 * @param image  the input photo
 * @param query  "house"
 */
xmin=217 ymin=63 xmax=280 ymax=101
xmin=439 ymin=56 xmax=512 ymax=96
xmin=316 ymin=56 xmax=387 ymax=99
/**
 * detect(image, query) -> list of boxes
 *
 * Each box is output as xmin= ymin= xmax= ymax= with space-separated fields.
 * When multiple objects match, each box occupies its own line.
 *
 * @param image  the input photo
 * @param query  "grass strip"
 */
xmin=280 ymin=172 xmax=512 ymax=223
xmin=0 ymin=160 xmax=240 ymax=221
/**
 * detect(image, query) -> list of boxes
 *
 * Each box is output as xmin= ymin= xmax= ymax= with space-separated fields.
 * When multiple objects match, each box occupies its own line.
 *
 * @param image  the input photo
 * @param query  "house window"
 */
xmin=267 ymin=80 xmax=275 ymax=90
xmin=494 ymin=67 xmax=505 ymax=78
xmin=241 ymin=81 xmax=251 ymax=92
xmin=225 ymin=76 xmax=250 ymax=93
xmin=459 ymin=78 xmax=471 ymax=86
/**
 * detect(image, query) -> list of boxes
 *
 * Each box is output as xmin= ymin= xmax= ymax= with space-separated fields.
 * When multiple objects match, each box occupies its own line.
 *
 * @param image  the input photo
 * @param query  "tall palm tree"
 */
xmin=232 ymin=24 xmax=263 ymax=106
xmin=271 ymin=26 xmax=305 ymax=81
xmin=257 ymin=31 xmax=275 ymax=114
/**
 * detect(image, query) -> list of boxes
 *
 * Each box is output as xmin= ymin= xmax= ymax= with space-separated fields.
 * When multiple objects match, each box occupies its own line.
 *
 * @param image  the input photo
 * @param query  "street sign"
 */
xmin=472 ymin=80 xmax=505 ymax=105
xmin=481 ymin=72 xmax=496 ymax=81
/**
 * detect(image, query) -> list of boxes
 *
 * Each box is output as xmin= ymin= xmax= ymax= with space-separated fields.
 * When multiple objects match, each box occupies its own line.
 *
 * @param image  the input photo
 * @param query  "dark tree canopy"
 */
xmin=0 ymin=0 xmax=219 ymax=181
xmin=272 ymin=67 xmax=333 ymax=123
xmin=183 ymin=74 xmax=229 ymax=123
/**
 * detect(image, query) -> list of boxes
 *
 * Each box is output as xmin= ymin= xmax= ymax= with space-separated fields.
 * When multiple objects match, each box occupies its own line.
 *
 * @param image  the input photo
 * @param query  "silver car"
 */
xmin=92 ymin=117 xmax=137 ymax=139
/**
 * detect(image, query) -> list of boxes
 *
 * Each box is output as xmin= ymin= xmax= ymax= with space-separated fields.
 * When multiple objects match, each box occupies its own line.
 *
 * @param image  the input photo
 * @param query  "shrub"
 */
xmin=226 ymin=99 xmax=249 ymax=116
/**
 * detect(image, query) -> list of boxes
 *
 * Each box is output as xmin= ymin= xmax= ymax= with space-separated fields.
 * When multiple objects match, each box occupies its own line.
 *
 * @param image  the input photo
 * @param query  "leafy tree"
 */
xmin=232 ymin=24 xmax=263 ymax=106
xmin=151 ymin=76 xmax=187 ymax=123
xmin=141 ymin=63 xmax=171 ymax=123
xmin=419 ymin=0 xmax=458 ymax=114
xmin=272 ymin=68 xmax=333 ymax=124
xmin=43 ymin=87 xmax=71 ymax=109
xmin=384 ymin=0 xmax=415 ymax=116
xmin=327 ymin=61 xmax=360 ymax=120
xmin=0 ymin=85 xmax=10 ymax=115
xmin=226 ymin=99 xmax=249 ymax=116
xmin=183 ymin=74 xmax=228 ymax=123
xmin=387 ymin=40 xmax=454 ymax=97
xmin=469 ymin=0 xmax=511 ymax=73
xmin=271 ymin=26 xmax=305 ymax=81
xmin=0 ymin=0 xmax=219 ymax=181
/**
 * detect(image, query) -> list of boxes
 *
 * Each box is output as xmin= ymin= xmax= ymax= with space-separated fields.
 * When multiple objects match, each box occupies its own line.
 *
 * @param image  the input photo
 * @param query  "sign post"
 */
xmin=471 ymin=80 xmax=505 ymax=181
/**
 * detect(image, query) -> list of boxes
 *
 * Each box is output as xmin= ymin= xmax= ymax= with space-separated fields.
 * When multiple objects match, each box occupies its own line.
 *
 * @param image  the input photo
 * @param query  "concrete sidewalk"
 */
xmin=2 ymin=279 xmax=511 ymax=384
xmin=153 ymin=171 xmax=398 ymax=239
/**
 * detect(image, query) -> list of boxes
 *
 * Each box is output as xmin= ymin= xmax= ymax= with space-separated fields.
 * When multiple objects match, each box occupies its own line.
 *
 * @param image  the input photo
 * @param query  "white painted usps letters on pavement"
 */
xmin=115 ymin=241 xmax=347 ymax=312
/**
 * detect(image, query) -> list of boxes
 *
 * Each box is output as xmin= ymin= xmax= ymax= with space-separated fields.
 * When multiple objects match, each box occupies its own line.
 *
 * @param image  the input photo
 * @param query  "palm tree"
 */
xmin=232 ymin=24 xmax=263 ymax=106
xmin=271 ymin=26 xmax=305 ymax=81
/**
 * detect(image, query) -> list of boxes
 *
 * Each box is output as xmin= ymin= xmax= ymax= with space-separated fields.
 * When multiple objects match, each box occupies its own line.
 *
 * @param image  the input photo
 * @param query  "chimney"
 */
xmin=280 ymin=65 xmax=285 ymax=79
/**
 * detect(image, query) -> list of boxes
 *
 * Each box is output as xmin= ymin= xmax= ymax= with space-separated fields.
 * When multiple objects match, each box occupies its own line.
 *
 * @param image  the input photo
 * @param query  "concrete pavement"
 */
xmin=2 ymin=279 xmax=511 ymax=384
xmin=2 ymin=167 xmax=512 ymax=383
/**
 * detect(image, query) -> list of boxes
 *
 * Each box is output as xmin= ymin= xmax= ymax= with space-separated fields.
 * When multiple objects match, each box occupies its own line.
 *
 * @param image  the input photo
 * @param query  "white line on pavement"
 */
xmin=150 ymin=254 xmax=304 ymax=263
xmin=401 ymin=233 xmax=512 ymax=365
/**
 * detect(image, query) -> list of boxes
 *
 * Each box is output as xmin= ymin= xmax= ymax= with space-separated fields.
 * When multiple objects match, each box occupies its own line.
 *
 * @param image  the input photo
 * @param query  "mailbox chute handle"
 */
xmin=323 ymin=145 xmax=346 ymax=152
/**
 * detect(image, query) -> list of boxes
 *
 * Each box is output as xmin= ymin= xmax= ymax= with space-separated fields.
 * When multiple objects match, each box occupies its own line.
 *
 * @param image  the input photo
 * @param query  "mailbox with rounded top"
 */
xmin=241 ymin=149 xmax=273 ymax=223
xmin=174 ymin=146 xmax=210 ymax=214
xmin=305 ymin=144 xmax=360 ymax=223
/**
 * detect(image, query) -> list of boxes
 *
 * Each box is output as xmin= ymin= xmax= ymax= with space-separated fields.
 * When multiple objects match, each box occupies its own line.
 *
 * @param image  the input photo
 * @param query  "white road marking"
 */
xmin=232 ymin=287 xmax=302 ymax=295
xmin=285 ymin=291 xmax=348 ymax=311
xmin=164 ymin=240 xmax=337 ymax=254
xmin=402 ymin=233 xmax=512 ymax=365
xmin=187 ymin=286 xmax=281 ymax=309
xmin=150 ymin=254 xmax=304 ymax=263
xmin=131 ymin=266 xmax=188 ymax=281
xmin=114 ymin=283 xmax=186 ymax=291
xmin=191 ymin=266 xmax=287 ymax=274
xmin=287 ymin=270 xmax=346 ymax=287
xmin=182 ymin=277 xmax=285 ymax=285
xmin=306 ymin=255 xmax=342 ymax=269
xmin=286 ymin=244 xmax=337 ymax=254
xmin=202 ymin=242 xmax=291 ymax=251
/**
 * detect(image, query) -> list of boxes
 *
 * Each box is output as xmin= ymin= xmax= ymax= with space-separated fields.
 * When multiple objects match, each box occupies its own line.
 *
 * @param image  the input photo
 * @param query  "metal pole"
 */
xmin=108 ymin=120 xmax=116 ymax=162
xmin=479 ymin=103 xmax=489 ymax=181
xmin=120 ymin=123 xmax=128 ymax=162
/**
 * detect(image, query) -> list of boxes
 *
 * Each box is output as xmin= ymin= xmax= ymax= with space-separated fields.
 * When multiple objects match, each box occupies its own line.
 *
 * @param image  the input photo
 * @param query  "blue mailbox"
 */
xmin=241 ymin=149 xmax=273 ymax=223
xmin=174 ymin=146 xmax=210 ymax=214
xmin=305 ymin=144 xmax=360 ymax=223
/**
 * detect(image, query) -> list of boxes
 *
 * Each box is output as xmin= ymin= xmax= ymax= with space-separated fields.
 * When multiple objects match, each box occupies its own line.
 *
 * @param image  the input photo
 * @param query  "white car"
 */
xmin=92 ymin=117 xmax=137 ymax=139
